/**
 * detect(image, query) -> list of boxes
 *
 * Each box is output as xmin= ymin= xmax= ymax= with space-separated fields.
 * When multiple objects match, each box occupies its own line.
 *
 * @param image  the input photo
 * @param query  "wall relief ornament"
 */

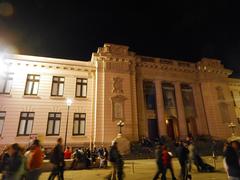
xmin=111 ymin=95 xmax=127 ymax=122
xmin=113 ymin=77 xmax=124 ymax=94
xmin=216 ymin=86 xmax=225 ymax=100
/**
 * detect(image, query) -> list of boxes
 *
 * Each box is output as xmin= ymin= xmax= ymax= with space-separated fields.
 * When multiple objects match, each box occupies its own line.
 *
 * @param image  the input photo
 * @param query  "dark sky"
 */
xmin=1 ymin=0 xmax=240 ymax=77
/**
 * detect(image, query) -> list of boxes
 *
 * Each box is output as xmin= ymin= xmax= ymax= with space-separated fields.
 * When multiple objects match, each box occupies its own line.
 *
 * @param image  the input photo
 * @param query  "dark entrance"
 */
xmin=148 ymin=119 xmax=159 ymax=140
xmin=167 ymin=119 xmax=175 ymax=139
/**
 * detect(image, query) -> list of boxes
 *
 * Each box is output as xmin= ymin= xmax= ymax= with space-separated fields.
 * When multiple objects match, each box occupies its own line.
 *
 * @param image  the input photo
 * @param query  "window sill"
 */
xmin=72 ymin=135 xmax=87 ymax=138
xmin=46 ymin=134 xmax=60 ymax=136
xmin=15 ymin=136 xmax=30 ymax=139
xmin=49 ymin=96 xmax=65 ymax=100
xmin=23 ymin=95 xmax=41 ymax=99
xmin=74 ymin=97 xmax=88 ymax=101
xmin=0 ymin=93 xmax=12 ymax=97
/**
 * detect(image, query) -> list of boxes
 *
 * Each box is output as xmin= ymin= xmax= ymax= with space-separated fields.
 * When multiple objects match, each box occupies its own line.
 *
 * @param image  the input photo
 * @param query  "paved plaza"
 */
xmin=40 ymin=157 xmax=228 ymax=180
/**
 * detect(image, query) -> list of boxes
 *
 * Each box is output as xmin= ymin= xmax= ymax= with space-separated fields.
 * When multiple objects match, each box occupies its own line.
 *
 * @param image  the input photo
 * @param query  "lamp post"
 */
xmin=117 ymin=120 xmax=125 ymax=135
xmin=64 ymin=98 xmax=72 ymax=149
xmin=228 ymin=122 xmax=236 ymax=136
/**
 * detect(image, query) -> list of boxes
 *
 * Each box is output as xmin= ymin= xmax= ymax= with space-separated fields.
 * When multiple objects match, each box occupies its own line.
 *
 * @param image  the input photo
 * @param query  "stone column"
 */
xmin=136 ymin=78 xmax=147 ymax=137
xmin=190 ymin=83 xmax=209 ymax=135
xmin=155 ymin=80 xmax=167 ymax=136
xmin=174 ymin=81 xmax=188 ymax=138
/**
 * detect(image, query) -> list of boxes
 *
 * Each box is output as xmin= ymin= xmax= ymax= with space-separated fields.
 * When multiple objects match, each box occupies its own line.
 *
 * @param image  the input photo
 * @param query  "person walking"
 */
xmin=0 ymin=146 xmax=10 ymax=180
xmin=153 ymin=145 xmax=163 ymax=180
xmin=161 ymin=145 xmax=177 ymax=180
xmin=4 ymin=143 xmax=24 ymax=180
xmin=25 ymin=139 xmax=43 ymax=180
xmin=109 ymin=141 xmax=124 ymax=180
xmin=48 ymin=138 xmax=65 ymax=180
xmin=176 ymin=141 xmax=190 ymax=180
xmin=224 ymin=143 xmax=240 ymax=180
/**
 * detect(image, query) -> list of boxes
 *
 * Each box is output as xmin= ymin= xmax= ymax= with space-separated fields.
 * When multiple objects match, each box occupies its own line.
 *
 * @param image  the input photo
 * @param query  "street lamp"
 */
xmin=64 ymin=98 xmax=73 ymax=149
xmin=228 ymin=122 xmax=236 ymax=136
xmin=117 ymin=120 xmax=125 ymax=135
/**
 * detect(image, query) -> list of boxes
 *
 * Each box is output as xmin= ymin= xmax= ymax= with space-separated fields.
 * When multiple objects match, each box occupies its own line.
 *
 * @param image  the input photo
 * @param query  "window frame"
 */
xmin=46 ymin=112 xmax=61 ymax=136
xmin=72 ymin=113 xmax=86 ymax=136
xmin=17 ymin=112 xmax=34 ymax=136
xmin=75 ymin=78 xmax=87 ymax=98
xmin=0 ymin=72 xmax=13 ymax=94
xmin=51 ymin=76 xmax=65 ymax=96
xmin=24 ymin=74 xmax=40 ymax=95
xmin=0 ymin=111 xmax=6 ymax=135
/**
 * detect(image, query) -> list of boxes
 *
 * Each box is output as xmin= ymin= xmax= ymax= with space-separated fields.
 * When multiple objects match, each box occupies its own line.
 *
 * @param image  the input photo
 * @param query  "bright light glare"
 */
xmin=0 ymin=53 xmax=7 ymax=77
xmin=66 ymin=98 xmax=73 ymax=106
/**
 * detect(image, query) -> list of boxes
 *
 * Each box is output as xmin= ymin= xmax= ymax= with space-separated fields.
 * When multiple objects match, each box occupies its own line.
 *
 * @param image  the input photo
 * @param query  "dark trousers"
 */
xmin=153 ymin=164 xmax=162 ymax=180
xmin=180 ymin=161 xmax=191 ymax=180
xmin=161 ymin=165 xmax=176 ymax=180
xmin=117 ymin=164 xmax=123 ymax=180
xmin=48 ymin=165 xmax=64 ymax=180
xmin=26 ymin=168 xmax=42 ymax=180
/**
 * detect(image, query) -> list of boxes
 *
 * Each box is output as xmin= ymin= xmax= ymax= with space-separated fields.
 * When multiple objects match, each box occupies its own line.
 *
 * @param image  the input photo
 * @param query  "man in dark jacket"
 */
xmin=109 ymin=141 xmax=124 ymax=180
xmin=48 ymin=138 xmax=65 ymax=180
xmin=176 ymin=141 xmax=190 ymax=180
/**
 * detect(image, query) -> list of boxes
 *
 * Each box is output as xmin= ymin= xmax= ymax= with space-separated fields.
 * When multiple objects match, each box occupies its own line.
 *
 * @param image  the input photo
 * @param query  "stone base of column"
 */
xmin=113 ymin=133 xmax=130 ymax=155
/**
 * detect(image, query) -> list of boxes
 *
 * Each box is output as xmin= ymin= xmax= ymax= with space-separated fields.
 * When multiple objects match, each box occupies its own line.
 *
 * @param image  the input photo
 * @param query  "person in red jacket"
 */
xmin=64 ymin=147 xmax=72 ymax=159
xmin=26 ymin=139 xmax=43 ymax=180
xmin=161 ymin=145 xmax=177 ymax=180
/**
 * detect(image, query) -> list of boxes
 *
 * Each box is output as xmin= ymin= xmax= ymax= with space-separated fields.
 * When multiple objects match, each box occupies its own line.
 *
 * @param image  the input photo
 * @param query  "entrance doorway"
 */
xmin=166 ymin=118 xmax=179 ymax=139
xmin=148 ymin=119 xmax=159 ymax=140
xmin=186 ymin=117 xmax=197 ymax=136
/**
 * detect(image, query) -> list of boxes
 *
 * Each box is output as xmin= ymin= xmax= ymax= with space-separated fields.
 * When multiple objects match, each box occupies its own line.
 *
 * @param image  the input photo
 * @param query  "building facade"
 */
xmin=0 ymin=43 xmax=239 ymax=148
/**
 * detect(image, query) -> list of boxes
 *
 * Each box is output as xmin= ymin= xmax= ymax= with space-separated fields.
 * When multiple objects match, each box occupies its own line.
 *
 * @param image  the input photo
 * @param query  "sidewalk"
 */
xmin=40 ymin=156 xmax=227 ymax=180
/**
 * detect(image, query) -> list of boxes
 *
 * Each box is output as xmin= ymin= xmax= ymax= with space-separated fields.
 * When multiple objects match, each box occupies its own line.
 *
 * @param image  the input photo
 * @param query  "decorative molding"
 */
xmin=113 ymin=77 xmax=124 ymax=94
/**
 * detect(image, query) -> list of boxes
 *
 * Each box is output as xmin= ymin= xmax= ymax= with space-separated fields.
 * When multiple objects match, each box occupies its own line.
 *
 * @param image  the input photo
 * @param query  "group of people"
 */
xmin=68 ymin=146 xmax=109 ymax=169
xmin=153 ymin=137 xmax=205 ymax=180
xmin=0 ymin=137 xmax=121 ymax=180
xmin=0 ymin=139 xmax=43 ymax=180
xmin=1 ymin=136 xmax=239 ymax=180
xmin=223 ymin=140 xmax=240 ymax=180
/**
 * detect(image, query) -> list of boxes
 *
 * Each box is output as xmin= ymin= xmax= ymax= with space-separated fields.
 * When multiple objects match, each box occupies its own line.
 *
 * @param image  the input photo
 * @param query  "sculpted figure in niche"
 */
xmin=216 ymin=86 xmax=225 ymax=100
xmin=113 ymin=77 xmax=124 ymax=94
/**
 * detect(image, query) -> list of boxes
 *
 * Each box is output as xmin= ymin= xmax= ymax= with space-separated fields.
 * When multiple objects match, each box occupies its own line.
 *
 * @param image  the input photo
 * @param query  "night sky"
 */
xmin=0 ymin=0 xmax=240 ymax=77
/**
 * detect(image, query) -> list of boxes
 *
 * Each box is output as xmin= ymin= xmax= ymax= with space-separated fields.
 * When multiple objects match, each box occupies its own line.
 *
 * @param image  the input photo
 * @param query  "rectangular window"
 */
xmin=75 ymin=78 xmax=87 ymax=98
xmin=17 ymin=112 xmax=34 ymax=136
xmin=0 ymin=72 xmax=13 ymax=94
xmin=47 ymin=112 xmax=61 ymax=135
xmin=24 ymin=74 xmax=40 ymax=95
xmin=73 ymin=113 xmax=86 ymax=135
xmin=51 ymin=76 xmax=64 ymax=96
xmin=0 ymin=112 xmax=6 ymax=135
